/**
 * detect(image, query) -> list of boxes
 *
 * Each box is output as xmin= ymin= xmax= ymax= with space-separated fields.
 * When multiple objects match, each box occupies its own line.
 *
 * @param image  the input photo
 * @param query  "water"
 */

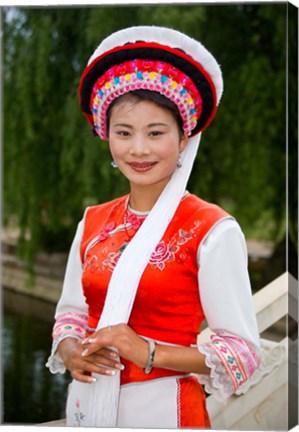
xmin=2 ymin=310 xmax=70 ymax=425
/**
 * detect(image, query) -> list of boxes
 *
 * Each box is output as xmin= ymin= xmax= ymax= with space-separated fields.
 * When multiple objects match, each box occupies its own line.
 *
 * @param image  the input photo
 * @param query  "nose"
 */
xmin=129 ymin=135 xmax=150 ymax=157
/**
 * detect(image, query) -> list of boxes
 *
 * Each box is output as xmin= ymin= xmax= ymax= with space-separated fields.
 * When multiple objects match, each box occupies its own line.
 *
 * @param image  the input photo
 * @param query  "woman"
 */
xmin=46 ymin=26 xmax=261 ymax=428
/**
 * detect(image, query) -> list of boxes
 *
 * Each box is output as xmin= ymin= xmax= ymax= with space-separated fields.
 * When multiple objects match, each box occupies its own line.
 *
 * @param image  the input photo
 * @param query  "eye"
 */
xmin=149 ymin=130 xmax=164 ymax=137
xmin=116 ymin=130 xmax=130 ymax=137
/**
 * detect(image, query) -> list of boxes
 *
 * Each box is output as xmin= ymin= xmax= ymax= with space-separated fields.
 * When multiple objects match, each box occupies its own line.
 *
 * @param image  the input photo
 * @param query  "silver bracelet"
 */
xmin=144 ymin=339 xmax=156 ymax=374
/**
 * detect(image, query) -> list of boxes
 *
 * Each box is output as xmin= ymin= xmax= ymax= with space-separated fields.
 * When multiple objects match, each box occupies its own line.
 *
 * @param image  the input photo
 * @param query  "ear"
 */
xmin=179 ymin=134 xmax=189 ymax=152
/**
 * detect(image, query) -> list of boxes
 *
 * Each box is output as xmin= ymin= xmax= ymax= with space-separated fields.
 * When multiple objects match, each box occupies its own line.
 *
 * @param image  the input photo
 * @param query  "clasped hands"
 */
xmin=63 ymin=323 xmax=149 ymax=384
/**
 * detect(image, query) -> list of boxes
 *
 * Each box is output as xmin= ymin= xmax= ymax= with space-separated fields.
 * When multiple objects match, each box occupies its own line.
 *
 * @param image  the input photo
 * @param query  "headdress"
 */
xmin=67 ymin=26 xmax=223 ymax=427
xmin=79 ymin=26 xmax=222 ymax=139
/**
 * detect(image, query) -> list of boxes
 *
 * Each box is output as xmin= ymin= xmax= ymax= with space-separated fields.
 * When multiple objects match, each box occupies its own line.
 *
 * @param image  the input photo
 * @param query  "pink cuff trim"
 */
xmin=197 ymin=332 xmax=261 ymax=403
xmin=46 ymin=312 xmax=88 ymax=374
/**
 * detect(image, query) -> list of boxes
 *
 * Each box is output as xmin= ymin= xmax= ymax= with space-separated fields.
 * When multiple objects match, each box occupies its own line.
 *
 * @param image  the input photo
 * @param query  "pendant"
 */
xmin=119 ymin=242 xmax=128 ymax=253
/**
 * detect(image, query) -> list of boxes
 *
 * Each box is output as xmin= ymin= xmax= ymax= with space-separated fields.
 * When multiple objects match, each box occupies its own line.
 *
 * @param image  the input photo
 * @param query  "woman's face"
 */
xmin=108 ymin=99 xmax=188 ymax=192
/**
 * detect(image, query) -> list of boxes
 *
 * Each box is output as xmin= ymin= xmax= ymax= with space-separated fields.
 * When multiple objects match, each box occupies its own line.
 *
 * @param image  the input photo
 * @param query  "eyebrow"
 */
xmin=112 ymin=122 xmax=169 ymax=129
xmin=147 ymin=123 xmax=169 ymax=128
xmin=112 ymin=123 xmax=133 ymax=129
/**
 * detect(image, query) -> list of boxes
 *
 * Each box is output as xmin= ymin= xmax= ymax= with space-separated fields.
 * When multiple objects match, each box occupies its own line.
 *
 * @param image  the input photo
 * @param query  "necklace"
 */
xmin=127 ymin=203 xmax=150 ymax=217
xmin=123 ymin=197 xmax=148 ymax=241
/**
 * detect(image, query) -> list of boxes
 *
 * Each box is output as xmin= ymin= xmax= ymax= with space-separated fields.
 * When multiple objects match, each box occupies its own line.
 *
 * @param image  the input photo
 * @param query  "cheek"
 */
xmin=109 ymin=139 xmax=122 ymax=159
xmin=158 ymin=138 xmax=180 ymax=160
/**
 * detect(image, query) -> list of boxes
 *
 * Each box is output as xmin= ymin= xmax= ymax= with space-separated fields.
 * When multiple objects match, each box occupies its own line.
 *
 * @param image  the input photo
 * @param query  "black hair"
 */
xmin=106 ymin=90 xmax=184 ymax=137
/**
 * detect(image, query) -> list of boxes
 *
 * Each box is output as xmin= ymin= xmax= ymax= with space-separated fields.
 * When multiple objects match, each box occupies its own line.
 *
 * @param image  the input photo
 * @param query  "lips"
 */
xmin=128 ymin=162 xmax=157 ymax=172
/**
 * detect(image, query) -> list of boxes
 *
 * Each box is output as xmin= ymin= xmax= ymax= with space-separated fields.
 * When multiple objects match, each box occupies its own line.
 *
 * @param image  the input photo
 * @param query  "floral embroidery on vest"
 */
xmin=176 ymin=227 xmax=195 ymax=245
xmin=148 ymin=220 xmax=202 ymax=271
xmin=149 ymin=240 xmax=179 ymax=271
xmin=98 ymin=221 xmax=116 ymax=241
xmin=83 ymin=218 xmax=203 ymax=274
xmin=103 ymin=249 xmax=123 ymax=271
xmin=83 ymin=254 xmax=99 ymax=273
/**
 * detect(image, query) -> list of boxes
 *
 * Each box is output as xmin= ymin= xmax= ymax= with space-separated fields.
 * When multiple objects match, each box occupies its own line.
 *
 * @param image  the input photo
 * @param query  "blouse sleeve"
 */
xmin=46 ymin=213 xmax=88 ymax=374
xmin=196 ymin=218 xmax=261 ymax=402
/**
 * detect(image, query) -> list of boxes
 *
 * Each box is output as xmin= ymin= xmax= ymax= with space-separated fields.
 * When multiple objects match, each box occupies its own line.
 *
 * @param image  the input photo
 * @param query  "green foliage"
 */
xmin=187 ymin=4 xmax=289 ymax=240
xmin=3 ymin=4 xmax=295 ymax=267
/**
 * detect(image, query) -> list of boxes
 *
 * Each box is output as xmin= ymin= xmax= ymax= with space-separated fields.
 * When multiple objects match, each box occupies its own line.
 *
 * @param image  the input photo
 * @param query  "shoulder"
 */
xmin=79 ymin=194 xmax=128 ymax=261
xmin=85 ymin=194 xmax=128 ymax=218
xmin=81 ymin=194 xmax=128 ymax=241
xmin=198 ymin=218 xmax=247 ymax=265
xmin=179 ymin=193 xmax=230 ymax=222
xmin=167 ymin=193 xmax=233 ymax=248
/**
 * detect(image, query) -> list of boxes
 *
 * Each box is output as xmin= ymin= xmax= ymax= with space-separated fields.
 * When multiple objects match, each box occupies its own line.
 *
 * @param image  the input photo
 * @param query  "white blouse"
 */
xmin=46 ymin=213 xmax=261 ymax=403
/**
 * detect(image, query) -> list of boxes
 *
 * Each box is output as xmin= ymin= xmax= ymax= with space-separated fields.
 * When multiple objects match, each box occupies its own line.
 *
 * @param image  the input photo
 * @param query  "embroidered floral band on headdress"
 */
xmin=79 ymin=39 xmax=220 ymax=139
xmin=90 ymin=59 xmax=203 ymax=138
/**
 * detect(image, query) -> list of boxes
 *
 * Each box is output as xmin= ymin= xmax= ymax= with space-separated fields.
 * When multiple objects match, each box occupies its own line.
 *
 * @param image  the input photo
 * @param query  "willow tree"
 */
xmin=3 ymin=4 xmax=296 ymax=272
xmin=3 ymin=6 xmax=138 ymax=265
xmin=4 ymin=7 xmax=89 ymax=263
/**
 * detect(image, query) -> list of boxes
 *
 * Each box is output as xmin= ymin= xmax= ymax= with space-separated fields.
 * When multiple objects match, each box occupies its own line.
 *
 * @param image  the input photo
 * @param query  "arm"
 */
xmin=137 ymin=219 xmax=260 ymax=381
xmin=46 ymin=212 xmax=125 ymax=381
xmin=46 ymin=216 xmax=89 ymax=374
xmin=196 ymin=218 xmax=261 ymax=401
xmin=81 ymin=323 xmax=211 ymax=375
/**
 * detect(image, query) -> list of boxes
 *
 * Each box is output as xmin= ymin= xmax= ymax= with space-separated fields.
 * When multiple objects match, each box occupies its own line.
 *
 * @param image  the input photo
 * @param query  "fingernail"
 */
xmin=115 ymin=363 xmax=125 ymax=371
xmin=110 ymin=352 xmax=118 ymax=358
xmin=88 ymin=377 xmax=97 ymax=383
xmin=81 ymin=349 xmax=88 ymax=357
xmin=106 ymin=369 xmax=116 ymax=376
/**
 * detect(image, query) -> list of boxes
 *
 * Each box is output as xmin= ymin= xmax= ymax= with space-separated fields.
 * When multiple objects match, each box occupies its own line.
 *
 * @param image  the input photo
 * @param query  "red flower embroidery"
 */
xmin=149 ymin=241 xmax=172 ymax=271
xmin=103 ymin=251 xmax=121 ymax=271
xmin=74 ymin=398 xmax=86 ymax=426
xmin=98 ymin=221 xmax=116 ymax=241
xmin=126 ymin=213 xmax=144 ymax=230
xmin=177 ymin=229 xmax=193 ymax=245
xmin=83 ymin=255 xmax=99 ymax=273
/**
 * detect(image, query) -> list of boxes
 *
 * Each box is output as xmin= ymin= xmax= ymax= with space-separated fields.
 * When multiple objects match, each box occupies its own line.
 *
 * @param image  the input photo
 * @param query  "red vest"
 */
xmin=80 ymin=193 xmax=228 ymax=384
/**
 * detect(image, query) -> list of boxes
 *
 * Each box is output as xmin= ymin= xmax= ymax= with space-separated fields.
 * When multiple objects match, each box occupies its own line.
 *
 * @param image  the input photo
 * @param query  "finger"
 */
xmin=81 ymin=351 xmax=125 ymax=372
xmin=81 ymin=342 xmax=102 ymax=357
xmin=81 ymin=346 xmax=119 ymax=360
xmin=80 ymin=363 xmax=118 ymax=377
xmin=78 ymin=355 xmax=123 ymax=375
xmin=92 ymin=355 xmax=125 ymax=371
xmin=101 ymin=347 xmax=119 ymax=359
xmin=72 ymin=370 xmax=98 ymax=384
xmin=82 ymin=341 xmax=117 ymax=357
xmin=82 ymin=326 xmax=112 ymax=346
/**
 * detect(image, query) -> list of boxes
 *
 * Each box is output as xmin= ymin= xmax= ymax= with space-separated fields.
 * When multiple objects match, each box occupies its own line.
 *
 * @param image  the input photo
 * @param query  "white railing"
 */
xmin=203 ymin=272 xmax=297 ymax=430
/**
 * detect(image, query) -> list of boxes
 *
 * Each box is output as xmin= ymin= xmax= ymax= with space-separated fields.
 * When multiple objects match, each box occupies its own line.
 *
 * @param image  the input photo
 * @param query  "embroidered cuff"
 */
xmin=46 ymin=312 xmax=88 ymax=374
xmin=52 ymin=312 xmax=88 ymax=339
xmin=197 ymin=332 xmax=261 ymax=403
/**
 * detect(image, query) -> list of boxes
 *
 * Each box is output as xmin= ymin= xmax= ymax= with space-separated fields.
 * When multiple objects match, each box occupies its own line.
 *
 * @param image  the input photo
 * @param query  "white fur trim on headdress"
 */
xmin=88 ymin=26 xmax=223 ymax=104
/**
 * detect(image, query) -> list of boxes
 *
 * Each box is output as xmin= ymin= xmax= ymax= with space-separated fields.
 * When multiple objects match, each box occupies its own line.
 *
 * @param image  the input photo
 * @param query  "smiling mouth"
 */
xmin=128 ymin=162 xmax=157 ymax=172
